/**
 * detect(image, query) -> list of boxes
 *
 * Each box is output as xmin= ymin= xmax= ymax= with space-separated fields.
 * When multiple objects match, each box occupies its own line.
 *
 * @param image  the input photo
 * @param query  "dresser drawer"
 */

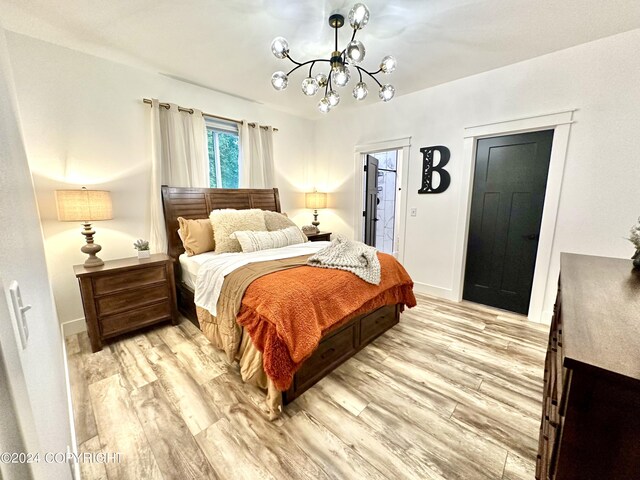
xmin=296 ymin=323 xmax=357 ymax=389
xmin=360 ymin=304 xmax=398 ymax=345
xmin=100 ymin=301 xmax=172 ymax=337
xmin=96 ymin=284 xmax=169 ymax=316
xmin=92 ymin=265 xmax=166 ymax=295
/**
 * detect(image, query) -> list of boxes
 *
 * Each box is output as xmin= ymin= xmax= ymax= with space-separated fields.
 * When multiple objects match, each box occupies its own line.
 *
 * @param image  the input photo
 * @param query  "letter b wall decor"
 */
xmin=418 ymin=145 xmax=451 ymax=194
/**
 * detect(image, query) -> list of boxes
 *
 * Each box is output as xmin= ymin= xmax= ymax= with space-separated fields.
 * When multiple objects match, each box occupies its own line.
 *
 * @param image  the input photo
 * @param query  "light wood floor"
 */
xmin=66 ymin=294 xmax=548 ymax=480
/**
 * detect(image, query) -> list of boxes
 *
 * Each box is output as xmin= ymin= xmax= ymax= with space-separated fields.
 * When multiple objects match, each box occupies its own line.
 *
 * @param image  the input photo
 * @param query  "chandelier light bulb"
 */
xmin=271 ymin=71 xmax=289 ymax=91
xmin=348 ymin=3 xmax=370 ymax=30
xmin=331 ymin=65 xmax=351 ymax=87
xmin=271 ymin=37 xmax=289 ymax=59
xmin=346 ymin=40 xmax=366 ymax=64
xmin=318 ymin=97 xmax=332 ymax=114
xmin=379 ymin=84 xmax=395 ymax=102
xmin=352 ymin=81 xmax=368 ymax=100
xmin=301 ymin=77 xmax=319 ymax=96
xmin=327 ymin=90 xmax=340 ymax=107
xmin=315 ymin=73 xmax=328 ymax=87
xmin=380 ymin=55 xmax=397 ymax=74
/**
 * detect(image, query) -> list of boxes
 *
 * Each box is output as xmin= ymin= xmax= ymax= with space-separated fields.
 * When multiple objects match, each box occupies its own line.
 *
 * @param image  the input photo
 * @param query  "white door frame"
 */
xmin=354 ymin=137 xmax=411 ymax=263
xmin=452 ymin=110 xmax=575 ymax=323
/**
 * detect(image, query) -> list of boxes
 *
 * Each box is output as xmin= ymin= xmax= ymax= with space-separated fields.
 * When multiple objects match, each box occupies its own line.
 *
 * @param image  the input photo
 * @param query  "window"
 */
xmin=206 ymin=118 xmax=240 ymax=188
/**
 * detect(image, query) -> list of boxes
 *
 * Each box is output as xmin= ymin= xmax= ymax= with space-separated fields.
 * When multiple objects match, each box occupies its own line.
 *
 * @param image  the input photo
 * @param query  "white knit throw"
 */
xmin=307 ymin=236 xmax=381 ymax=285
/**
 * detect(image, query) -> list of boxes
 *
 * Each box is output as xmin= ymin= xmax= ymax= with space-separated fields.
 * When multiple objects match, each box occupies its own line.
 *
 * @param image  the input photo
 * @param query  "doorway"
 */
xmin=463 ymin=130 xmax=554 ymax=314
xmin=363 ymin=149 xmax=400 ymax=254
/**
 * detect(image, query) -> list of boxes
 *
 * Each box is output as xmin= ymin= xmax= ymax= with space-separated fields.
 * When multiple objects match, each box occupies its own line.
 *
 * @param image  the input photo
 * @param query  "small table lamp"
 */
xmin=305 ymin=191 xmax=327 ymax=230
xmin=56 ymin=188 xmax=113 ymax=267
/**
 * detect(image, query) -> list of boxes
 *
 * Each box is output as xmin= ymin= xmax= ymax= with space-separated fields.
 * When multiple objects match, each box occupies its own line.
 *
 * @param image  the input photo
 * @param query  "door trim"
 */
xmin=453 ymin=110 xmax=575 ymax=323
xmin=354 ymin=137 xmax=411 ymax=263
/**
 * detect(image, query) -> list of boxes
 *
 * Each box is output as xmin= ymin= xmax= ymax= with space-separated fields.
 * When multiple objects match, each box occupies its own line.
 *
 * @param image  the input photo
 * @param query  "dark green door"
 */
xmin=463 ymin=130 xmax=554 ymax=314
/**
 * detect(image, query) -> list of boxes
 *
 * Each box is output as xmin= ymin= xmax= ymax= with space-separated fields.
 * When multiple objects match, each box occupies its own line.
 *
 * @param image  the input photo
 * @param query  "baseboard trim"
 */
xmin=539 ymin=309 xmax=554 ymax=325
xmin=61 ymin=318 xmax=86 ymax=337
xmin=60 ymin=324 xmax=81 ymax=480
xmin=413 ymin=281 xmax=457 ymax=301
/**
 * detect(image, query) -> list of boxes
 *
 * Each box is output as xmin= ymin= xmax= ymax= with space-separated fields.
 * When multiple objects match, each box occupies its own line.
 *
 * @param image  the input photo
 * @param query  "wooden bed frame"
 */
xmin=161 ymin=185 xmax=400 ymax=403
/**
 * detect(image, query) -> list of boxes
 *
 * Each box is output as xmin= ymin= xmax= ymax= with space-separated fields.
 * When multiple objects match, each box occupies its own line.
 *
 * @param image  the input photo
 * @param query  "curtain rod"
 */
xmin=142 ymin=98 xmax=278 ymax=131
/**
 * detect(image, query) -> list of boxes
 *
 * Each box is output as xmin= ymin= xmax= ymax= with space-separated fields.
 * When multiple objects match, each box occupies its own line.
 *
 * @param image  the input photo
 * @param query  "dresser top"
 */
xmin=561 ymin=253 xmax=640 ymax=382
xmin=74 ymin=253 xmax=170 ymax=277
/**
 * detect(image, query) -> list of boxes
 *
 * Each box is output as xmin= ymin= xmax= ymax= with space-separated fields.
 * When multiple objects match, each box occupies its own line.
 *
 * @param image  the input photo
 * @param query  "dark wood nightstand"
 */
xmin=74 ymin=253 xmax=178 ymax=352
xmin=306 ymin=231 xmax=332 ymax=242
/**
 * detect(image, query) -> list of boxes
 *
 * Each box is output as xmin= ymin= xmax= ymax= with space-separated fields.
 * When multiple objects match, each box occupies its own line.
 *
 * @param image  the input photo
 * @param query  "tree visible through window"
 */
xmin=207 ymin=127 xmax=239 ymax=188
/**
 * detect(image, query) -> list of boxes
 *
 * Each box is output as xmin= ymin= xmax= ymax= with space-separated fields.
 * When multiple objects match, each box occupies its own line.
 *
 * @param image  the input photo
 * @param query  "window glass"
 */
xmin=206 ymin=122 xmax=239 ymax=188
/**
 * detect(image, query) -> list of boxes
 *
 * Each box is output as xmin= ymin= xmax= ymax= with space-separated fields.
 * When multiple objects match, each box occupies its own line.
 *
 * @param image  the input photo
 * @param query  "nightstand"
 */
xmin=74 ymin=253 xmax=178 ymax=352
xmin=306 ymin=231 xmax=332 ymax=242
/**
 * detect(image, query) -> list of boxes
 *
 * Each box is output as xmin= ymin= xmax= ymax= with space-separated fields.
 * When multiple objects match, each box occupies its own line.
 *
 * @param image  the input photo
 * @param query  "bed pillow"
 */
xmin=177 ymin=217 xmax=215 ymax=256
xmin=264 ymin=210 xmax=296 ymax=231
xmin=231 ymin=226 xmax=307 ymax=253
xmin=210 ymin=208 xmax=267 ymax=253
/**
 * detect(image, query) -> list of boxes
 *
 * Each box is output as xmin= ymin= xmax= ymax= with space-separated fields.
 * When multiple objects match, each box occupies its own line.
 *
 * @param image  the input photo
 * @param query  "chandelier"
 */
xmin=270 ymin=3 xmax=397 ymax=114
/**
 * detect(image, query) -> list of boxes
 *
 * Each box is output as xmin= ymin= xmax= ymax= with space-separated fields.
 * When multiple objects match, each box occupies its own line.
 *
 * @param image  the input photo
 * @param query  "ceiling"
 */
xmin=2 ymin=0 xmax=640 ymax=118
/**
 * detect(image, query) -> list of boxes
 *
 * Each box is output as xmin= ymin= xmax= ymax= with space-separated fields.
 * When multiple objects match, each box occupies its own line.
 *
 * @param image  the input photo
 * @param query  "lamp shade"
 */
xmin=305 ymin=191 xmax=327 ymax=209
xmin=55 ymin=189 xmax=113 ymax=222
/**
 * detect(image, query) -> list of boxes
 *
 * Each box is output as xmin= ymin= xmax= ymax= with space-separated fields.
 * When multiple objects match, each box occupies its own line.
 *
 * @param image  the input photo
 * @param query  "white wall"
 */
xmin=7 ymin=28 xmax=640 ymax=327
xmin=0 ymin=24 xmax=71 ymax=479
xmin=313 ymin=28 xmax=640 ymax=322
xmin=6 ymin=32 xmax=317 ymax=326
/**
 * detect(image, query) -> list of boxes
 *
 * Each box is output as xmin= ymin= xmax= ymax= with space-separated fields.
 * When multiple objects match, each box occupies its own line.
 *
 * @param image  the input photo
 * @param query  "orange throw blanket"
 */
xmin=236 ymin=252 xmax=416 ymax=391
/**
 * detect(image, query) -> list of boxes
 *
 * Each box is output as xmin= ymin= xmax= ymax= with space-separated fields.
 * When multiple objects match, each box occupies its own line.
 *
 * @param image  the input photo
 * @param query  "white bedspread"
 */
xmin=179 ymin=251 xmax=219 ymax=290
xmin=194 ymin=241 xmax=330 ymax=316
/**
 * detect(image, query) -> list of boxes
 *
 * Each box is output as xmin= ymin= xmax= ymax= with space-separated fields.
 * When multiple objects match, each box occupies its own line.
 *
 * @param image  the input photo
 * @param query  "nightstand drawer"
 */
xmin=96 ymin=284 xmax=169 ymax=316
xmin=75 ymin=253 xmax=177 ymax=352
xmin=100 ymin=301 xmax=172 ymax=337
xmin=93 ymin=265 xmax=166 ymax=295
xmin=307 ymin=232 xmax=331 ymax=242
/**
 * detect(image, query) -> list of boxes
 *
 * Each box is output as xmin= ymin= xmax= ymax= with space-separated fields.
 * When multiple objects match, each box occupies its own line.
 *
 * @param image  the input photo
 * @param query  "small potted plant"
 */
xmin=627 ymin=217 xmax=640 ymax=269
xmin=133 ymin=239 xmax=151 ymax=259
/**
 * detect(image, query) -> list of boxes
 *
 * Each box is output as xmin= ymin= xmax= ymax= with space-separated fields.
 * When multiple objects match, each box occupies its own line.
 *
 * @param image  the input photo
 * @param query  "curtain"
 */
xmin=149 ymin=99 xmax=209 ymax=253
xmin=239 ymin=122 xmax=275 ymax=188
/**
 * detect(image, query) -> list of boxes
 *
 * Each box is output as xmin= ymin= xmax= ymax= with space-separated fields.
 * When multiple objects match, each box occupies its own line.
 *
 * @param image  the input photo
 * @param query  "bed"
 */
xmin=161 ymin=185 xmax=415 ymax=417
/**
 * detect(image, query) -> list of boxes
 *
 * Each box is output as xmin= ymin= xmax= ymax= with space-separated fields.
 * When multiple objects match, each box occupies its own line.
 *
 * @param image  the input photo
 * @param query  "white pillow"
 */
xmin=264 ymin=210 xmax=296 ymax=231
xmin=231 ymin=226 xmax=307 ymax=253
xmin=210 ymin=208 xmax=267 ymax=253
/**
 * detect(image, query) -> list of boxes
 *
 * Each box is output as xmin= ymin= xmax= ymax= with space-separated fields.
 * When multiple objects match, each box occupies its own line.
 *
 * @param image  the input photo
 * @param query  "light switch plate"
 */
xmin=410 ymin=207 xmax=417 ymax=217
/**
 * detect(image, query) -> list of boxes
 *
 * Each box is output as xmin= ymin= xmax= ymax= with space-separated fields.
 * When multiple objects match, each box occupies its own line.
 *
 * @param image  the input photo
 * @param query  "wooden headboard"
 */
xmin=161 ymin=185 xmax=281 ymax=261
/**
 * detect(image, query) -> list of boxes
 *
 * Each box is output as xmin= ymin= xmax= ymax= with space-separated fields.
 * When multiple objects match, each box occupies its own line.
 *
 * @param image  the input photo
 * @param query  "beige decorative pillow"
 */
xmin=177 ymin=217 xmax=215 ymax=256
xmin=209 ymin=209 xmax=267 ymax=253
xmin=231 ymin=226 xmax=307 ymax=253
xmin=264 ymin=210 xmax=297 ymax=231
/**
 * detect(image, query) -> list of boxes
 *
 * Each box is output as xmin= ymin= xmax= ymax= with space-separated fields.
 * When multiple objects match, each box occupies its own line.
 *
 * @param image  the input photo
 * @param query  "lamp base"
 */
xmin=81 ymin=222 xmax=104 ymax=268
xmin=312 ymin=209 xmax=320 ymax=229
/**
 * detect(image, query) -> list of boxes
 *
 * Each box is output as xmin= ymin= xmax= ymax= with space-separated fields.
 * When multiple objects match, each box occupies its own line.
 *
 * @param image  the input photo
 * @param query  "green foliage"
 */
xmin=219 ymin=132 xmax=239 ymax=188
xmin=133 ymin=239 xmax=149 ymax=251
xmin=207 ymin=129 xmax=239 ymax=189
xmin=207 ymin=129 xmax=217 ymax=187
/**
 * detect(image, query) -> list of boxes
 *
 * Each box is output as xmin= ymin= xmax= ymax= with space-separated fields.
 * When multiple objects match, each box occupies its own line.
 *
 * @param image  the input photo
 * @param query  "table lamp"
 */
xmin=305 ymin=191 xmax=327 ymax=231
xmin=56 ymin=188 xmax=113 ymax=267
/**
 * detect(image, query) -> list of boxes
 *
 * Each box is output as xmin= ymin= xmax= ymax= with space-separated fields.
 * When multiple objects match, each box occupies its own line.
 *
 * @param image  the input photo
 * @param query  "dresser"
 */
xmin=536 ymin=253 xmax=640 ymax=479
xmin=74 ymin=254 xmax=178 ymax=352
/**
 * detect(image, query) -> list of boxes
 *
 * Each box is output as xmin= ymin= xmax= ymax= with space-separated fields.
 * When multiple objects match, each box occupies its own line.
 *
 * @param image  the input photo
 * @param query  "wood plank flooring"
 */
xmin=66 ymin=294 xmax=548 ymax=480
